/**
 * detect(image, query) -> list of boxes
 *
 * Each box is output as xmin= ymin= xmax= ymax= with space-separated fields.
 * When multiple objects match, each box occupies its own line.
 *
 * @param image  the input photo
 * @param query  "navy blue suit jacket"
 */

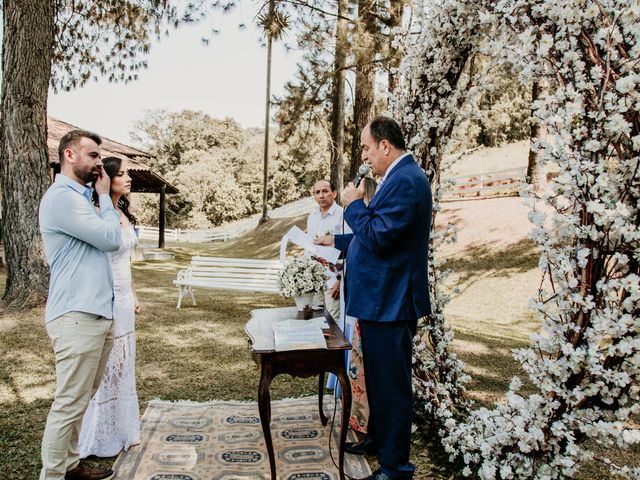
xmin=335 ymin=154 xmax=432 ymax=322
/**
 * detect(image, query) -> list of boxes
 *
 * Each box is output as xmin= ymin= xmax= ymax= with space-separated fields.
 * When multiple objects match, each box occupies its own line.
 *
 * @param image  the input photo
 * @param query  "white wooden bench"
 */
xmin=173 ymin=256 xmax=282 ymax=308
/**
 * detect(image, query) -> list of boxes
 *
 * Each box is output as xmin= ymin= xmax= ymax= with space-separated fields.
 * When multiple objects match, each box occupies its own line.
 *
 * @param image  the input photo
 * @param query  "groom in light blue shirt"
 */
xmin=39 ymin=130 xmax=121 ymax=480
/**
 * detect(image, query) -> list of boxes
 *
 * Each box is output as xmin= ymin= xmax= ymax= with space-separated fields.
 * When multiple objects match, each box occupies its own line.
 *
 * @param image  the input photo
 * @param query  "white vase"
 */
xmin=293 ymin=293 xmax=315 ymax=311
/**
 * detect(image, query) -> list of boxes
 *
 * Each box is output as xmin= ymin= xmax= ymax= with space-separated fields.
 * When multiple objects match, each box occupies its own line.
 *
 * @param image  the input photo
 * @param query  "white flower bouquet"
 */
xmin=277 ymin=257 xmax=327 ymax=297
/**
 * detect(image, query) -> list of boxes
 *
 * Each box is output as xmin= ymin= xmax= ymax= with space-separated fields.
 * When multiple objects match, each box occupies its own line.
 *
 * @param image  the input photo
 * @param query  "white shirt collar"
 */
xmin=315 ymin=201 xmax=338 ymax=218
xmin=379 ymin=152 xmax=410 ymax=185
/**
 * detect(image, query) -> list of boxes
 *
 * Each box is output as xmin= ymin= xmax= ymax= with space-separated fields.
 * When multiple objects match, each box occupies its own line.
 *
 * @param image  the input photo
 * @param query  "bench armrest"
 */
xmin=175 ymin=268 xmax=192 ymax=284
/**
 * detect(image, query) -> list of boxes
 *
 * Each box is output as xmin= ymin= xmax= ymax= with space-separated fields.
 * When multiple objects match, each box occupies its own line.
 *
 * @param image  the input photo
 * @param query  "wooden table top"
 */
xmin=245 ymin=306 xmax=351 ymax=354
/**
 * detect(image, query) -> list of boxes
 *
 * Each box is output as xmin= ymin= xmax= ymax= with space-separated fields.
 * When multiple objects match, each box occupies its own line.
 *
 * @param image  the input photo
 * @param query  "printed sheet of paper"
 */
xmin=279 ymin=226 xmax=341 ymax=265
xmin=273 ymin=322 xmax=328 ymax=351
xmin=274 ymin=318 xmax=330 ymax=330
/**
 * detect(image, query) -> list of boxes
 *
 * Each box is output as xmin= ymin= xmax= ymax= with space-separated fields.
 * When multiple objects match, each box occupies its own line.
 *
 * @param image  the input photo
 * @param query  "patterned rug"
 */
xmin=113 ymin=396 xmax=371 ymax=479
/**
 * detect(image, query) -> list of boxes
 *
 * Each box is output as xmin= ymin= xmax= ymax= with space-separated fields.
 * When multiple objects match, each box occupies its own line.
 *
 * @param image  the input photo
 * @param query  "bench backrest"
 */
xmin=186 ymin=256 xmax=282 ymax=293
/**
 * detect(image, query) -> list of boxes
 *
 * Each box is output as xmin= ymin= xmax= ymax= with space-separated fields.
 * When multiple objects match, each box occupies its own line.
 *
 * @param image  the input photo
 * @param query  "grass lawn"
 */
xmin=1 ymin=211 xmax=637 ymax=478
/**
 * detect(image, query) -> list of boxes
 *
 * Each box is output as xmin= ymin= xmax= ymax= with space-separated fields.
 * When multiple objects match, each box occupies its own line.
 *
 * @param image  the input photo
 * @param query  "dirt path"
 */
xmin=437 ymin=196 xmax=543 ymax=344
xmin=438 ymin=196 xmax=535 ymax=256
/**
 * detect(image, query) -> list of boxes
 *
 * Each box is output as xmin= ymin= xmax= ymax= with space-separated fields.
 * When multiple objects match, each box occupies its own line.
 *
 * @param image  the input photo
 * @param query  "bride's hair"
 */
xmin=362 ymin=176 xmax=377 ymax=206
xmin=92 ymin=156 xmax=137 ymax=227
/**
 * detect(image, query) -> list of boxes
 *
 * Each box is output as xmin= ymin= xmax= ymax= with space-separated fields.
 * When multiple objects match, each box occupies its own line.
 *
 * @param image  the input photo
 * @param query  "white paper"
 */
xmin=274 ymin=318 xmax=330 ymax=330
xmin=279 ymin=226 xmax=341 ymax=265
xmin=314 ymin=244 xmax=341 ymax=265
xmin=273 ymin=322 xmax=328 ymax=351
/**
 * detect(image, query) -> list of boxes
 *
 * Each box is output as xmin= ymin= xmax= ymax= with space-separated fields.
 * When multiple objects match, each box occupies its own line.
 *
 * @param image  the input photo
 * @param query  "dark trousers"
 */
xmin=359 ymin=319 xmax=417 ymax=480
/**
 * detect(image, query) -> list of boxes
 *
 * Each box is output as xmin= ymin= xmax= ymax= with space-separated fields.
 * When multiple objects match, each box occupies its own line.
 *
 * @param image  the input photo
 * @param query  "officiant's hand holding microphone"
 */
xmin=342 ymin=162 xmax=370 ymax=207
xmin=342 ymin=181 xmax=365 ymax=207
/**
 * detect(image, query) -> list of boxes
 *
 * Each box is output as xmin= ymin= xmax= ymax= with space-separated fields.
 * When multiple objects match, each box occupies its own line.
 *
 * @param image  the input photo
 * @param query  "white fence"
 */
xmin=440 ymin=166 xmax=526 ymax=200
xmin=137 ymin=226 xmax=233 ymax=243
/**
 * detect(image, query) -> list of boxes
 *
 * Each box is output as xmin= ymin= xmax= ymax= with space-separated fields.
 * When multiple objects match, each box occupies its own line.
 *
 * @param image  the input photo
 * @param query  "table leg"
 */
xmin=318 ymin=372 xmax=328 ymax=426
xmin=336 ymin=367 xmax=352 ymax=480
xmin=258 ymin=362 xmax=276 ymax=480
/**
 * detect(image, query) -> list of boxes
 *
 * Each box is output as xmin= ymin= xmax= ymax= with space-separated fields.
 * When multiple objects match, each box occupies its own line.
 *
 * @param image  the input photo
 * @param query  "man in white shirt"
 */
xmin=306 ymin=179 xmax=351 ymax=321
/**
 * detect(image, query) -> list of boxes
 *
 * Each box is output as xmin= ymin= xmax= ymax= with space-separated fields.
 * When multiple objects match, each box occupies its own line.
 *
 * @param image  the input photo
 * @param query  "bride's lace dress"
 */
xmin=78 ymin=225 xmax=140 ymax=458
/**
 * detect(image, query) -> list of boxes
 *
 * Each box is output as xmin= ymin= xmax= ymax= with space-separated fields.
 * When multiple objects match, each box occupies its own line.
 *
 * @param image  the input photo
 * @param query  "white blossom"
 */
xmin=392 ymin=0 xmax=640 ymax=478
xmin=276 ymin=257 xmax=327 ymax=297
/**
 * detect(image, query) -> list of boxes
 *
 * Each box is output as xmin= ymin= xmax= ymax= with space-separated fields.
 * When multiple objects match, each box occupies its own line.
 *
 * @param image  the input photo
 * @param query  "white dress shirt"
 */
xmin=306 ymin=201 xmax=352 ymax=238
xmin=306 ymin=201 xmax=352 ymax=290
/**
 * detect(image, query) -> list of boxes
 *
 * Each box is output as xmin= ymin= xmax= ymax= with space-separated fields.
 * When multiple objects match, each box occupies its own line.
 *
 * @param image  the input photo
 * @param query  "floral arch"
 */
xmin=391 ymin=1 xmax=640 ymax=478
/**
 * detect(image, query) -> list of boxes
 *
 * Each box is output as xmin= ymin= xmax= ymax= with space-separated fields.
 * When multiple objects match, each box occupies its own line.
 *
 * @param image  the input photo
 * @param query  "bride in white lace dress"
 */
xmin=78 ymin=157 xmax=142 ymax=458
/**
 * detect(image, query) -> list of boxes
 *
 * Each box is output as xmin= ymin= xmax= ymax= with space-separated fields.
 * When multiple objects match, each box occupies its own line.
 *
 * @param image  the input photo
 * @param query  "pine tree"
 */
xmin=0 ymin=1 xmax=202 ymax=308
xmin=1 ymin=0 xmax=55 ymax=309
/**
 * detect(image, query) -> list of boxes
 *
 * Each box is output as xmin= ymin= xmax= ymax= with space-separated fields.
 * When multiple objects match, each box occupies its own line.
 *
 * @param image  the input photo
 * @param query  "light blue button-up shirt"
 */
xmin=39 ymin=174 xmax=122 ymax=323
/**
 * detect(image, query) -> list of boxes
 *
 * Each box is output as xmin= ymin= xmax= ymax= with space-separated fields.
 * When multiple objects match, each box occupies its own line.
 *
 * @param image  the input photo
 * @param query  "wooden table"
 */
xmin=245 ymin=307 xmax=352 ymax=480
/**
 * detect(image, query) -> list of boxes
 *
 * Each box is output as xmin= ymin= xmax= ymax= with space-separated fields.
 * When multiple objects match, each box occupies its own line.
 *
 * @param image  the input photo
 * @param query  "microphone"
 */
xmin=353 ymin=164 xmax=370 ymax=188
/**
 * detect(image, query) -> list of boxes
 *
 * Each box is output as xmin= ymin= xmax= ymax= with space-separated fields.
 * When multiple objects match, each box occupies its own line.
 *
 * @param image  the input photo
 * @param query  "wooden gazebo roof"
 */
xmin=47 ymin=117 xmax=178 ymax=194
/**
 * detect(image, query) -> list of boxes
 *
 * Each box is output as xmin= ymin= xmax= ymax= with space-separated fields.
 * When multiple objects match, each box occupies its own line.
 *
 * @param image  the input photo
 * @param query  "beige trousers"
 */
xmin=312 ymin=284 xmax=341 ymax=322
xmin=40 ymin=312 xmax=114 ymax=480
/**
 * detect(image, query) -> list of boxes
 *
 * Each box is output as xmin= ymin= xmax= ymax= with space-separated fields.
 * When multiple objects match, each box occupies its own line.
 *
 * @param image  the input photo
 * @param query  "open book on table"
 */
xmin=275 ymin=318 xmax=329 ymax=330
xmin=273 ymin=319 xmax=328 ymax=351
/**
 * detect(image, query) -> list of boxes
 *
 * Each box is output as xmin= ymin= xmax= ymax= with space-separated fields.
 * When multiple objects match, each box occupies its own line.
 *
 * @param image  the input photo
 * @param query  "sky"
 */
xmin=47 ymin=8 xmax=300 ymax=147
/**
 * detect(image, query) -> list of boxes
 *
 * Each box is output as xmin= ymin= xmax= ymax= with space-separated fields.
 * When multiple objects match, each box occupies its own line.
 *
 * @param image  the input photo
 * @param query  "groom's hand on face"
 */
xmin=94 ymin=165 xmax=111 ymax=196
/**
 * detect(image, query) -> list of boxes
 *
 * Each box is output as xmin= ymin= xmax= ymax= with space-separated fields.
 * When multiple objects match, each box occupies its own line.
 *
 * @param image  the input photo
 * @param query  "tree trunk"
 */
xmin=387 ymin=0 xmax=404 ymax=95
xmin=329 ymin=0 xmax=348 ymax=202
xmin=349 ymin=0 xmax=377 ymax=181
xmin=260 ymin=0 xmax=275 ymax=224
xmin=526 ymin=81 xmax=542 ymax=187
xmin=1 ymin=0 xmax=55 ymax=309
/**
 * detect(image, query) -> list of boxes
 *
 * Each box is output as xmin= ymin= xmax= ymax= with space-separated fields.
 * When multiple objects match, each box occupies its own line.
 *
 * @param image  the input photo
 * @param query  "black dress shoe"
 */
xmin=362 ymin=468 xmax=393 ymax=480
xmin=344 ymin=437 xmax=377 ymax=455
xmin=65 ymin=460 xmax=114 ymax=480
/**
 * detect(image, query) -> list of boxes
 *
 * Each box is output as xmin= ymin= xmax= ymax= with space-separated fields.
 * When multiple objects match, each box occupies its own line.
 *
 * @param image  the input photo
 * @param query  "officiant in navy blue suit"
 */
xmin=315 ymin=116 xmax=432 ymax=480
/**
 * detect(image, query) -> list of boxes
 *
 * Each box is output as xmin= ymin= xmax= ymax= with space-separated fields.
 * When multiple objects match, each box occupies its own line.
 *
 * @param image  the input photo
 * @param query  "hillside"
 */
xmin=443 ymin=140 xmax=530 ymax=177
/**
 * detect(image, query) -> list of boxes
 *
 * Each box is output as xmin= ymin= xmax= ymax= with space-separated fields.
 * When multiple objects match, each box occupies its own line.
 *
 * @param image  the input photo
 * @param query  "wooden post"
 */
xmin=159 ymin=185 xmax=166 ymax=248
